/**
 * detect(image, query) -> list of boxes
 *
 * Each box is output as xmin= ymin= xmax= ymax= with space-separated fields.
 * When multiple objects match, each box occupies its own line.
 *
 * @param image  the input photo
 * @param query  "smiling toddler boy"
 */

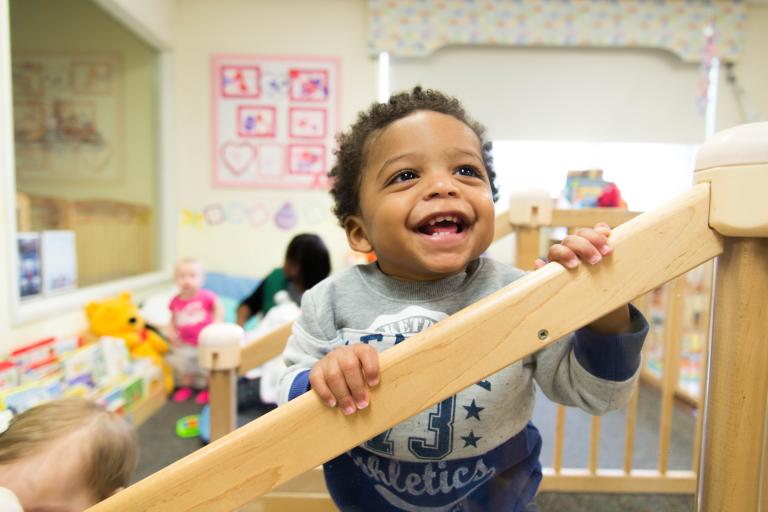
xmin=279 ymin=87 xmax=648 ymax=512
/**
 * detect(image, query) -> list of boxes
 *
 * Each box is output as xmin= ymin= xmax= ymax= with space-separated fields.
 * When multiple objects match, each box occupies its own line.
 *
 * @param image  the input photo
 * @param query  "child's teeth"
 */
xmin=425 ymin=215 xmax=462 ymax=228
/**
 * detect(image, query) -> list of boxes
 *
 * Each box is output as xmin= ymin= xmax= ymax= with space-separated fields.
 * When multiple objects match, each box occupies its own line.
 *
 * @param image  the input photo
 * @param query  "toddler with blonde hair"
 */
xmin=0 ymin=398 xmax=138 ymax=511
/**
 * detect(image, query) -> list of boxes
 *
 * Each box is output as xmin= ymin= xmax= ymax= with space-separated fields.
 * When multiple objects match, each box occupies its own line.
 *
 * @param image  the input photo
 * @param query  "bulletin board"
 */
xmin=12 ymin=53 xmax=122 ymax=183
xmin=211 ymin=55 xmax=340 ymax=189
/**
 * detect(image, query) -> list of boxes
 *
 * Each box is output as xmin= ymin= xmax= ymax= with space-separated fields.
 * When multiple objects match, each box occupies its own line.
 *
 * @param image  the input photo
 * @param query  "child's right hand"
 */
xmin=310 ymin=345 xmax=380 ymax=415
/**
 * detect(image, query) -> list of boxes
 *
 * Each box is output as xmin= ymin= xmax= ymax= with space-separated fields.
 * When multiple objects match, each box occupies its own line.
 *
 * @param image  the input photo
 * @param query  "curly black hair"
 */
xmin=329 ymin=86 xmax=498 ymax=225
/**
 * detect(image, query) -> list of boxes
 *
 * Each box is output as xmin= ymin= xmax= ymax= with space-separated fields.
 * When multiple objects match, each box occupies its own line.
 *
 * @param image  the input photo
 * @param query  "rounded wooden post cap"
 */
xmin=695 ymin=121 xmax=768 ymax=172
xmin=198 ymin=323 xmax=243 ymax=370
xmin=694 ymin=122 xmax=768 ymax=237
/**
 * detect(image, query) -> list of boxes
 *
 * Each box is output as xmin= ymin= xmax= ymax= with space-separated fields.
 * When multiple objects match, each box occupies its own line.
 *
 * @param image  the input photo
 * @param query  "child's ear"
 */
xmin=344 ymin=216 xmax=374 ymax=254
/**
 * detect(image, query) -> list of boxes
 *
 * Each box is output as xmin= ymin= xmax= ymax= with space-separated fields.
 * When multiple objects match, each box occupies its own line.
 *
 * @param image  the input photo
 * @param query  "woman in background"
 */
xmin=236 ymin=233 xmax=331 ymax=326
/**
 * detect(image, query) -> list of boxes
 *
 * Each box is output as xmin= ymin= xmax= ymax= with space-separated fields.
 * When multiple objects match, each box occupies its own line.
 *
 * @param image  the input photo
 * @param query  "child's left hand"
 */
xmin=534 ymin=222 xmax=613 ymax=270
xmin=535 ymin=222 xmax=631 ymax=334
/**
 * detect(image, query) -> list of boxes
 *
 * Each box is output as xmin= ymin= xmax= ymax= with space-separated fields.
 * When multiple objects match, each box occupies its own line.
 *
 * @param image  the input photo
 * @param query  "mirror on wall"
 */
xmin=10 ymin=0 xmax=161 ymax=298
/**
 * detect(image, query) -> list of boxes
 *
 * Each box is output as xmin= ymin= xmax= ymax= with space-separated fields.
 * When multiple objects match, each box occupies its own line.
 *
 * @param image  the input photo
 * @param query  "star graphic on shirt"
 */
xmin=461 ymin=430 xmax=482 ymax=448
xmin=463 ymin=399 xmax=484 ymax=421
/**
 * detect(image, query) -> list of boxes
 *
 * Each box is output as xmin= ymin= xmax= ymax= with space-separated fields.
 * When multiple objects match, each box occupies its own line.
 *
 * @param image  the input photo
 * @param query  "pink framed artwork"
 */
xmin=288 ymin=107 xmax=327 ymax=139
xmin=211 ymin=55 xmax=340 ymax=189
xmin=288 ymin=144 xmax=326 ymax=175
xmin=237 ymin=105 xmax=277 ymax=138
xmin=288 ymin=69 xmax=329 ymax=102
xmin=220 ymin=65 xmax=261 ymax=98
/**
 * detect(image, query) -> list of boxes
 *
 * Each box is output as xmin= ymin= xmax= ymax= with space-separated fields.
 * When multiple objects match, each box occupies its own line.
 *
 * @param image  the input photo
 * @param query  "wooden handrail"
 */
xmin=89 ymin=184 xmax=722 ymax=511
xmin=238 ymin=321 xmax=294 ymax=376
xmin=233 ymin=206 xmax=640 ymax=376
xmin=550 ymin=208 xmax=641 ymax=228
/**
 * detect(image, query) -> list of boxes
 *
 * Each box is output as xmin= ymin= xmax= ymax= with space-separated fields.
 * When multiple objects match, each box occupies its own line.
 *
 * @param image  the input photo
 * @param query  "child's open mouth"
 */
xmin=417 ymin=214 xmax=468 ymax=237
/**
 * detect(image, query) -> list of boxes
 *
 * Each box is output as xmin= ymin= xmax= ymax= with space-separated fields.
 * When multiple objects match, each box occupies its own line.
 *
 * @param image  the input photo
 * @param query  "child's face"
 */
xmin=0 ymin=441 xmax=98 ymax=512
xmin=345 ymin=111 xmax=495 ymax=281
xmin=175 ymin=262 xmax=204 ymax=294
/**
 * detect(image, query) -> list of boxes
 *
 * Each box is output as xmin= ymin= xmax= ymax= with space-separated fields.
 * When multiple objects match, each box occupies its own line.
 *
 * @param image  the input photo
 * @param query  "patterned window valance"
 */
xmin=368 ymin=0 xmax=746 ymax=62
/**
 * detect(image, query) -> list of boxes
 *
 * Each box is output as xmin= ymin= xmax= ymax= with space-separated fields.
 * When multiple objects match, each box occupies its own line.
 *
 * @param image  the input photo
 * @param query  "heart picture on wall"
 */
xmin=220 ymin=141 xmax=256 ymax=176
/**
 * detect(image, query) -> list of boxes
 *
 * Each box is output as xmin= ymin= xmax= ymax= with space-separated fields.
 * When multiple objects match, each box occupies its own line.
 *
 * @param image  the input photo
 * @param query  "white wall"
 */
xmin=393 ymin=45 xmax=709 ymax=143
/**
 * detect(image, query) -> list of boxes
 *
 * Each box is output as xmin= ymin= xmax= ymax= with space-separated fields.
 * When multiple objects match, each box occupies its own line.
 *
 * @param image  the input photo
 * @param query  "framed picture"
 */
xmin=211 ymin=55 xmax=340 ymax=189
xmin=41 ymin=230 xmax=77 ymax=294
xmin=17 ymin=232 xmax=42 ymax=299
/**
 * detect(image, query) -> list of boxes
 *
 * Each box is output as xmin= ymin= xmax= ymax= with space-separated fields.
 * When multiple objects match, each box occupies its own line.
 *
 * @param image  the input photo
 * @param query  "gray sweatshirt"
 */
xmin=279 ymin=258 xmax=647 ymax=463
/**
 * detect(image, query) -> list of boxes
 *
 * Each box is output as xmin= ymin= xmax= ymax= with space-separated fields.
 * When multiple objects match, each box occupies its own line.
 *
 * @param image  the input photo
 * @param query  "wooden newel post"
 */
xmin=199 ymin=323 xmax=243 ymax=442
xmin=694 ymin=122 xmax=768 ymax=512
xmin=508 ymin=189 xmax=552 ymax=270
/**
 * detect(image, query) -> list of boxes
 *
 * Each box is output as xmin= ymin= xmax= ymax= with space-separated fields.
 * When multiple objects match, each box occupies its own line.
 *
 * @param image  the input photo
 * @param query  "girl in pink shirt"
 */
xmin=168 ymin=258 xmax=223 ymax=404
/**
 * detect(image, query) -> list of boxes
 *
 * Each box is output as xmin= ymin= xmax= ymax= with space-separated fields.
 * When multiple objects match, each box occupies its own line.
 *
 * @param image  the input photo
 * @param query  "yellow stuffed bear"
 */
xmin=85 ymin=292 xmax=174 ymax=393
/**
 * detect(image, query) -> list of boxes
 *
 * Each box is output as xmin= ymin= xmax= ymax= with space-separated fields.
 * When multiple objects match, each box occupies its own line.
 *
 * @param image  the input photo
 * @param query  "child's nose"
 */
xmin=425 ymin=175 xmax=459 ymax=199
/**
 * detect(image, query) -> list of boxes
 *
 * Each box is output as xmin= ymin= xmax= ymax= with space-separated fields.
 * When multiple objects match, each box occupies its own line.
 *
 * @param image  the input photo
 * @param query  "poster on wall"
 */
xmin=211 ymin=55 xmax=340 ymax=189
xmin=12 ymin=53 xmax=122 ymax=184
xmin=41 ymin=230 xmax=78 ymax=295
xmin=17 ymin=232 xmax=42 ymax=299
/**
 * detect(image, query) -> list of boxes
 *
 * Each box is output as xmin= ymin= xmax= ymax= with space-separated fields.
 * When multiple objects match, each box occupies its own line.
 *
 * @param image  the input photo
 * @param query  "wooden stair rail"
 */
xmin=508 ymin=206 xmax=708 ymax=495
xmin=207 ymin=206 xmax=644 ymax=441
xmin=207 ymin=206 xmax=647 ymax=443
xmin=238 ymin=321 xmax=294 ymax=377
xmin=89 ymin=182 xmax=724 ymax=511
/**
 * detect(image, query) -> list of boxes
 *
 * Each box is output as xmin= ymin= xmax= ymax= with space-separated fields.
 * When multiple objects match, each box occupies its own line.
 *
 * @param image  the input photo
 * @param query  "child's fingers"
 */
xmin=323 ymin=349 xmax=371 ymax=415
xmin=567 ymin=229 xmax=610 ymax=262
xmin=322 ymin=357 xmax=359 ymax=415
xmin=309 ymin=365 xmax=337 ymax=408
xmin=534 ymin=258 xmax=547 ymax=270
xmin=547 ymin=243 xmax=578 ymax=269
xmin=354 ymin=344 xmax=380 ymax=387
xmin=337 ymin=350 xmax=371 ymax=412
xmin=560 ymin=234 xmax=602 ymax=265
xmin=593 ymin=222 xmax=611 ymax=237
xmin=575 ymin=226 xmax=613 ymax=256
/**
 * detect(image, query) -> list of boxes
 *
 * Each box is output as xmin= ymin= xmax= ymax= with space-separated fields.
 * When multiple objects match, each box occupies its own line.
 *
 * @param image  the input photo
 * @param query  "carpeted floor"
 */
xmin=135 ymin=382 xmax=695 ymax=511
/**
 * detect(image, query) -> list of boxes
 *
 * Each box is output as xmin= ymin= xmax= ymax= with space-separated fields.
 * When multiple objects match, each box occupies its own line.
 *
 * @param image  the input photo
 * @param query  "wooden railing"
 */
xmin=88 ymin=122 xmax=768 ymax=511
xmin=211 ymin=200 xmax=713 ymax=502
xmin=209 ymin=207 xmax=712 ymax=496
xmin=500 ymin=204 xmax=714 ymax=494
xmin=91 ymin=185 xmax=723 ymax=510
xmin=207 ymin=210 xmax=654 ymax=443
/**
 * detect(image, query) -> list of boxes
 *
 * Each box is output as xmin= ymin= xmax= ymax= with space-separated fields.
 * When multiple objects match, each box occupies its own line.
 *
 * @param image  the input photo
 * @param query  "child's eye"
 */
xmin=456 ymin=165 xmax=481 ymax=178
xmin=390 ymin=170 xmax=418 ymax=184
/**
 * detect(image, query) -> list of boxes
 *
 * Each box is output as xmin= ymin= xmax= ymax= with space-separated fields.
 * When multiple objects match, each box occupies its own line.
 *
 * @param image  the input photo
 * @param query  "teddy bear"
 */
xmin=85 ymin=291 xmax=174 ymax=393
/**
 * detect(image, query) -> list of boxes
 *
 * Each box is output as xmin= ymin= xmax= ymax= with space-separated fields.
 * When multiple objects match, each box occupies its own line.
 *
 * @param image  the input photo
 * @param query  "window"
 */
xmin=492 ymin=140 xmax=700 ymax=212
xmin=7 ymin=0 xmax=163 ymax=305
